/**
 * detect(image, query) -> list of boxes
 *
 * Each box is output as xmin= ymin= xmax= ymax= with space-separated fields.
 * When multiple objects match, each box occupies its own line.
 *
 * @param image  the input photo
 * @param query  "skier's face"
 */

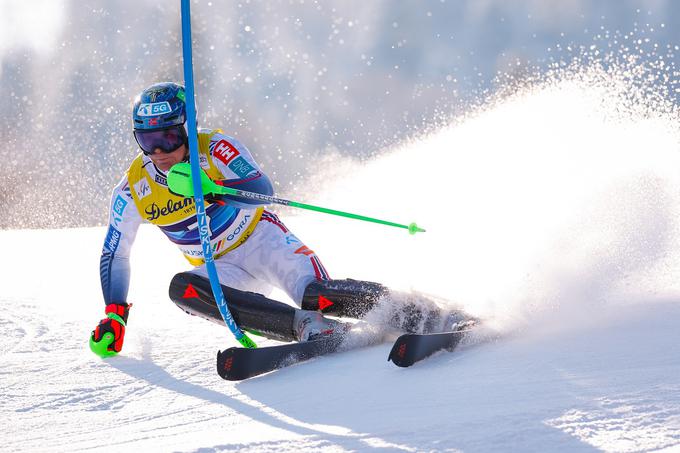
xmin=147 ymin=144 xmax=187 ymax=172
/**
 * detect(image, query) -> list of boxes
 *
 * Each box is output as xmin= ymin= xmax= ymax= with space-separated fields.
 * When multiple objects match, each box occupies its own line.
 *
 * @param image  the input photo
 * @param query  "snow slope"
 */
xmin=3 ymin=67 xmax=680 ymax=452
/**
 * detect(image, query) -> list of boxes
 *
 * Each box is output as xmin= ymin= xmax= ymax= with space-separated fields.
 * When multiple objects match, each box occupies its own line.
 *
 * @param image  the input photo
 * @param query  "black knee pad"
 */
xmin=169 ymin=272 xmax=299 ymax=342
xmin=301 ymin=278 xmax=388 ymax=318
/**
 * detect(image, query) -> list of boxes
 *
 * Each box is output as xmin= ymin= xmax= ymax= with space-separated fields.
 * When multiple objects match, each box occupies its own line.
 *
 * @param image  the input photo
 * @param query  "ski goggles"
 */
xmin=133 ymin=125 xmax=187 ymax=156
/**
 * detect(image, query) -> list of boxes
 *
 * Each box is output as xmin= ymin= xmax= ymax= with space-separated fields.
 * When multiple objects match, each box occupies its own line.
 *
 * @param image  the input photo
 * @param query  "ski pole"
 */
xmin=180 ymin=0 xmax=256 ymax=349
xmin=168 ymin=162 xmax=426 ymax=235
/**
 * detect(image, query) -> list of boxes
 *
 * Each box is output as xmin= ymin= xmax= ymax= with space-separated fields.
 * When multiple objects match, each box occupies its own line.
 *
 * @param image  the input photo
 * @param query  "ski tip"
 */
xmin=388 ymin=336 xmax=415 ymax=367
xmin=216 ymin=348 xmax=240 ymax=380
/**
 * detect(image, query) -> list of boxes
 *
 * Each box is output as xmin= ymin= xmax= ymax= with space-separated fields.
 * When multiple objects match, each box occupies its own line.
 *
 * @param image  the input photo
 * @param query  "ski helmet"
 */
xmin=132 ymin=82 xmax=186 ymax=130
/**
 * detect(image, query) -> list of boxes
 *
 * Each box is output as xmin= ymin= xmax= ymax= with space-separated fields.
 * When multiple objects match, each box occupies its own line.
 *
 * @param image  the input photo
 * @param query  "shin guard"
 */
xmin=169 ymin=272 xmax=298 ymax=342
xmin=301 ymin=278 xmax=454 ymax=334
xmin=301 ymin=278 xmax=389 ymax=317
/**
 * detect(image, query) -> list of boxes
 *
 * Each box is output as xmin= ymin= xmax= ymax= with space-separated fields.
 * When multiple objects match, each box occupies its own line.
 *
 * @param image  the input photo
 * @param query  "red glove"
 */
xmin=90 ymin=303 xmax=131 ymax=357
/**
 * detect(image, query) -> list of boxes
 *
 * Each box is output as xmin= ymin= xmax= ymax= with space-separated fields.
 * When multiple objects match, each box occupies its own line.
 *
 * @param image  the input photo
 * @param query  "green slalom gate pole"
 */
xmin=168 ymin=162 xmax=426 ymax=235
xmin=180 ymin=0 xmax=256 ymax=349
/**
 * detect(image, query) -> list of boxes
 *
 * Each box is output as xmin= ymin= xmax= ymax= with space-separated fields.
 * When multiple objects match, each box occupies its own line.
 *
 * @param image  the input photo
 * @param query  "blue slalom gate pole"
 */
xmin=180 ymin=0 xmax=256 ymax=349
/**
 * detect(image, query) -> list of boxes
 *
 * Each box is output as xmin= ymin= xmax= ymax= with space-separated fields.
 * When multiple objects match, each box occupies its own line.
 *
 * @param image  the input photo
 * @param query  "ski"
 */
xmin=217 ymin=325 xmax=476 ymax=379
xmin=216 ymin=333 xmax=346 ymax=381
xmin=388 ymin=329 xmax=471 ymax=367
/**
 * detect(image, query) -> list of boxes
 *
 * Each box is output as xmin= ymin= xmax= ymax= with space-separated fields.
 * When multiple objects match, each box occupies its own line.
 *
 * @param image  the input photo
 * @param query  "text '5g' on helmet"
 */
xmin=132 ymin=82 xmax=186 ymax=131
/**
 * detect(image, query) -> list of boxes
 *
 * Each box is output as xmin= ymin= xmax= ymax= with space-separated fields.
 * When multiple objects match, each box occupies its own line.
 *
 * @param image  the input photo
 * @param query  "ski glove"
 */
xmin=90 ymin=302 xmax=131 ymax=358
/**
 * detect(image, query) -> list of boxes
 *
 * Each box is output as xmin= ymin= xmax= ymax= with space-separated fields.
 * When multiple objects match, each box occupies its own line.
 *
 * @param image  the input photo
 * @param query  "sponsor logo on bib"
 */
xmin=134 ymin=177 xmax=152 ymax=200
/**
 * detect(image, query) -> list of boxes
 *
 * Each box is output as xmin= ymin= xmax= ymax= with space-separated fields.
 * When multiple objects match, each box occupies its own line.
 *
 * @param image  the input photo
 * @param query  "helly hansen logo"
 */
xmin=213 ymin=140 xmax=240 ymax=166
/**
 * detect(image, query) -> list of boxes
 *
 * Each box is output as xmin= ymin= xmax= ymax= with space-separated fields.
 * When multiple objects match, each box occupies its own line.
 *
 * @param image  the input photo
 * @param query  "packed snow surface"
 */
xmin=3 ymin=70 xmax=680 ymax=452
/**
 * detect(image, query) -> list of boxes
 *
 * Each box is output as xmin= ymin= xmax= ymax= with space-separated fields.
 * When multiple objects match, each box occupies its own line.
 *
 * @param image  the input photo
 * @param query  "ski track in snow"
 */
xmin=4 ymin=75 xmax=680 ymax=451
xmin=2 ymin=226 xmax=680 ymax=452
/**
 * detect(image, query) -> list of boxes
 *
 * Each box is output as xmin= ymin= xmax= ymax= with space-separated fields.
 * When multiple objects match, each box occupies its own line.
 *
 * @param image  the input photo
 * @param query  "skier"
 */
xmin=90 ymin=82 xmax=447 ymax=357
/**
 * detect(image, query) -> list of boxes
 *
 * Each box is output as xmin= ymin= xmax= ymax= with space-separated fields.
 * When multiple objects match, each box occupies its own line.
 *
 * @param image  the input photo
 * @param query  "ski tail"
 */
xmin=216 ymin=334 xmax=347 ymax=381
xmin=388 ymin=330 xmax=469 ymax=367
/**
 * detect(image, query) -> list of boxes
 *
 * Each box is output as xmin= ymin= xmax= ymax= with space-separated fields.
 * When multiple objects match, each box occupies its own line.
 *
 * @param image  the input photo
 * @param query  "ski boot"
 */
xmin=294 ymin=310 xmax=350 ymax=342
